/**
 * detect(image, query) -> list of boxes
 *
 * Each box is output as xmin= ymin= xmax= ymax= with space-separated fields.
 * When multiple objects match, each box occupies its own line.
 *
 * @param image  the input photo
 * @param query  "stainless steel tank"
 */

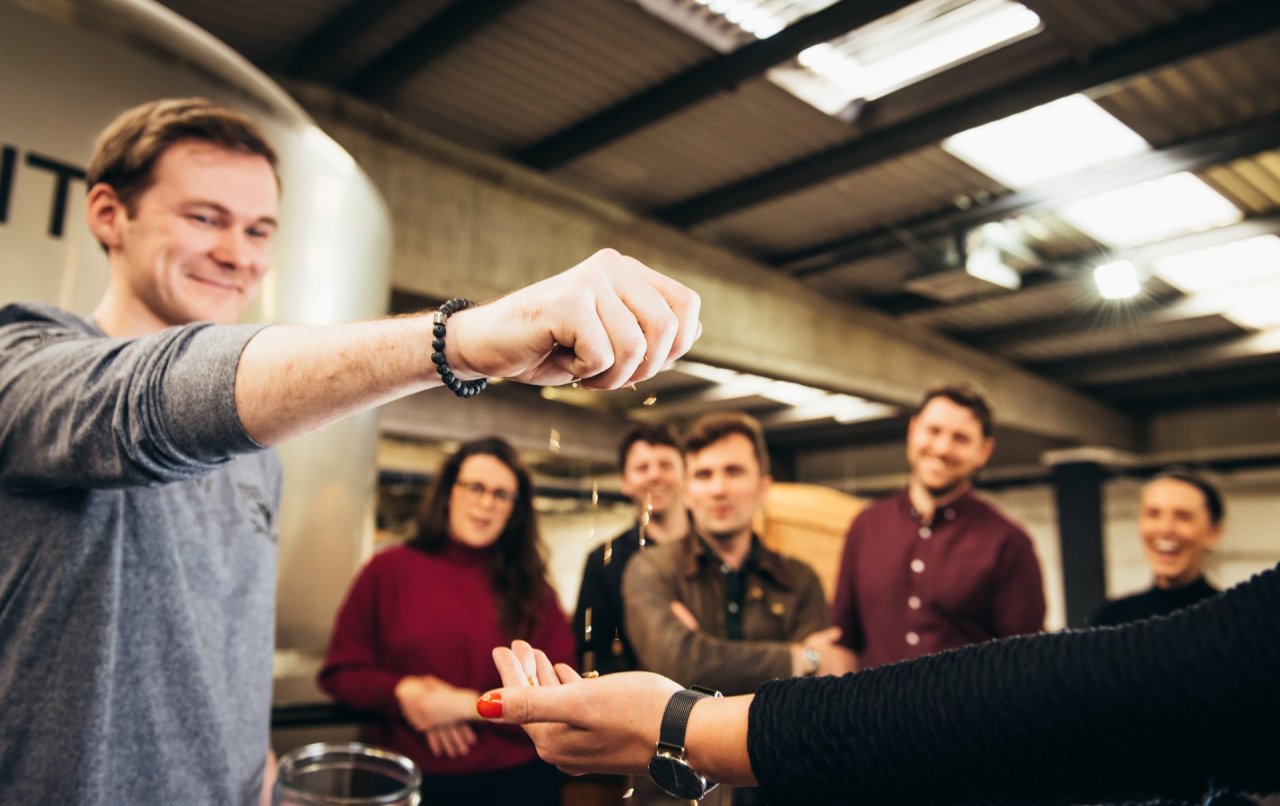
xmin=0 ymin=0 xmax=392 ymax=665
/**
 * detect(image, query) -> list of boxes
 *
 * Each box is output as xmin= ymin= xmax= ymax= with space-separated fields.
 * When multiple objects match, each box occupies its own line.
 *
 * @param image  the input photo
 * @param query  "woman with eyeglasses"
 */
xmin=319 ymin=436 xmax=574 ymax=805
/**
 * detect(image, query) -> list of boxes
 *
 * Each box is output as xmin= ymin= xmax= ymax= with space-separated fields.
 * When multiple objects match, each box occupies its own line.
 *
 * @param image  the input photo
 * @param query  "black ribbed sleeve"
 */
xmin=748 ymin=565 xmax=1280 ymax=805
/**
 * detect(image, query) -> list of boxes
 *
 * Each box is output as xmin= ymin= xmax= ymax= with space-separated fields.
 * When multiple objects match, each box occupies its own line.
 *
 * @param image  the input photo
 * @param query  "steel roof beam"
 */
xmin=343 ymin=0 xmax=526 ymax=101
xmin=514 ymin=0 xmax=914 ymax=171
xmin=279 ymin=0 xmax=406 ymax=80
xmin=779 ymin=110 xmax=1280 ymax=276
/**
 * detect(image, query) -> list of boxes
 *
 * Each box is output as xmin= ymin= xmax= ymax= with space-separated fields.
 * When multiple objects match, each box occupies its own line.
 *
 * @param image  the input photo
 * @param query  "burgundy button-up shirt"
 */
xmin=832 ymin=489 xmax=1045 ymax=669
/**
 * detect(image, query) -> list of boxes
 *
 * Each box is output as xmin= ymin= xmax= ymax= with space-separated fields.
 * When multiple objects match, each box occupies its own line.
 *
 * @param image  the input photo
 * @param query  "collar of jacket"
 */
xmin=678 ymin=531 xmax=798 ymax=591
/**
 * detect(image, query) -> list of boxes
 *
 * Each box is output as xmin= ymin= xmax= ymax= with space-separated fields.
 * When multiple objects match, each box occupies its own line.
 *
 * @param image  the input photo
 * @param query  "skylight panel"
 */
xmin=783 ymin=0 xmax=1041 ymax=105
xmin=942 ymin=95 xmax=1150 ymax=188
xmin=1151 ymin=235 xmax=1280 ymax=294
xmin=1058 ymin=173 xmax=1242 ymax=248
xmin=1224 ymin=294 xmax=1280 ymax=330
xmin=634 ymin=0 xmax=1042 ymax=115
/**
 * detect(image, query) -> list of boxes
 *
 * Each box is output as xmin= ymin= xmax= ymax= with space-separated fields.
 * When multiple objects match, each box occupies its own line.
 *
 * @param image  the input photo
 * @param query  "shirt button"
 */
xmin=727 ymin=602 xmax=740 ymax=614
xmin=918 ymin=526 xmax=931 ymax=539
xmin=910 ymin=559 xmax=925 ymax=573
xmin=908 ymin=595 xmax=921 ymax=610
xmin=944 ymin=509 xmax=956 ymax=521
xmin=906 ymin=631 xmax=920 ymax=646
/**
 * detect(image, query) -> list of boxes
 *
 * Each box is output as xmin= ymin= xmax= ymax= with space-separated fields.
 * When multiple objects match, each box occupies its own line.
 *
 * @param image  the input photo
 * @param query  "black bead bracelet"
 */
xmin=432 ymin=298 xmax=488 ymax=399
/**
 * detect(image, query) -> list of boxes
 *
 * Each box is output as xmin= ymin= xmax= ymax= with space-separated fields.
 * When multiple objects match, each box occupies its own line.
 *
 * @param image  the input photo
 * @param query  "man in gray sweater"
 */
xmin=0 ymin=98 xmax=701 ymax=805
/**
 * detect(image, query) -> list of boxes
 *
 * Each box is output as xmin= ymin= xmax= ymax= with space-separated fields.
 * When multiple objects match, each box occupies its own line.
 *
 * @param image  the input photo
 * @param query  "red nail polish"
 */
xmin=476 ymin=691 xmax=503 ymax=719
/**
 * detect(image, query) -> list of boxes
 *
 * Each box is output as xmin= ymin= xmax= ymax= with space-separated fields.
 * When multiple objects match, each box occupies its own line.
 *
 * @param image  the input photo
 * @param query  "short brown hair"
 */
xmin=915 ymin=383 xmax=994 ymax=437
xmin=682 ymin=412 xmax=770 ymax=475
xmin=617 ymin=423 xmax=681 ymax=472
xmin=86 ymin=98 xmax=278 ymax=215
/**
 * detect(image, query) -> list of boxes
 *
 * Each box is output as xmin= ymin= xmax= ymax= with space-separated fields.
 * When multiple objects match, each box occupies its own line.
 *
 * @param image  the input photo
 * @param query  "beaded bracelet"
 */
xmin=431 ymin=298 xmax=489 ymax=398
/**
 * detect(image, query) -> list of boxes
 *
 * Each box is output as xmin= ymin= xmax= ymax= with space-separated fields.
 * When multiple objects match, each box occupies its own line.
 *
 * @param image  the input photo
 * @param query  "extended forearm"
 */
xmin=233 ymin=250 xmax=703 ymax=445
xmin=686 ymin=694 xmax=755 ymax=787
xmin=235 ymin=315 xmax=446 ymax=446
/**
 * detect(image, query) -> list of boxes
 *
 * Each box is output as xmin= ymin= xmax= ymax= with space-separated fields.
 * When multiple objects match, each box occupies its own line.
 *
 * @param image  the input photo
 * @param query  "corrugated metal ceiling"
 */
xmin=392 ymin=0 xmax=715 ymax=151
xmin=152 ymin=0 xmax=1280 ymax=420
xmin=553 ymin=76 xmax=855 ymax=210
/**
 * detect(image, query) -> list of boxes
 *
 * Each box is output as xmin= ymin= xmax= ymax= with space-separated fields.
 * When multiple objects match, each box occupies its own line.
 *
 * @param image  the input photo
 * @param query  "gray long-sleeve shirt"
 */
xmin=0 ymin=302 xmax=281 ymax=805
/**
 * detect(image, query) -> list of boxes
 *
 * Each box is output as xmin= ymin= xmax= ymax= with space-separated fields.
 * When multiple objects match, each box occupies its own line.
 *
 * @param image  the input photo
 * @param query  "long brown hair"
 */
xmin=409 ymin=437 xmax=550 ymax=639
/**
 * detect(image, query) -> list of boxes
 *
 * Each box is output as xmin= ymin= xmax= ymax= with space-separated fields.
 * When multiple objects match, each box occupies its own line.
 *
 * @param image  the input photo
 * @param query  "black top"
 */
xmin=1091 ymin=576 xmax=1221 ymax=627
xmin=747 ymin=564 xmax=1280 ymax=805
xmin=573 ymin=522 xmax=645 ymax=675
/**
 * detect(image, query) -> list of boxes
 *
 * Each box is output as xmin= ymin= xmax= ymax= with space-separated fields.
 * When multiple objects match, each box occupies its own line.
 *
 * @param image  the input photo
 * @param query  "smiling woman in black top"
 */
xmin=1091 ymin=467 xmax=1225 ymax=627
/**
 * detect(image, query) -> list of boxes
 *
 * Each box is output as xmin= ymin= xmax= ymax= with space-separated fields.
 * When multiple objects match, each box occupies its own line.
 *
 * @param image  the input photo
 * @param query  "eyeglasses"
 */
xmin=455 ymin=480 xmax=519 ymax=505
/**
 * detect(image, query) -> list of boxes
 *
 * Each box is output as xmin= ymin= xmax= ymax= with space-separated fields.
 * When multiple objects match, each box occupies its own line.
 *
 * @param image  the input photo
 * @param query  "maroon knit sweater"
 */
xmin=319 ymin=542 xmax=574 ymax=775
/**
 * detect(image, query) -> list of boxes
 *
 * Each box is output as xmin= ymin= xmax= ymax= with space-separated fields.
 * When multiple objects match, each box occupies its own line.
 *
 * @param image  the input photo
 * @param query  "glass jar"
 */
xmin=273 ymin=742 xmax=421 ymax=805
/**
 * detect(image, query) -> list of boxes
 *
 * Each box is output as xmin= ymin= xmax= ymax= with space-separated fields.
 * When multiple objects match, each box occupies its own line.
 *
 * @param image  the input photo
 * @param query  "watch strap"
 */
xmin=658 ymin=689 xmax=710 ymax=750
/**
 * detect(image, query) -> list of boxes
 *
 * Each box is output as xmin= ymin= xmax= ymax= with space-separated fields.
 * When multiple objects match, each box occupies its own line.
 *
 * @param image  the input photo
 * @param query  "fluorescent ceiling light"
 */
xmin=670 ymin=360 xmax=892 ymax=423
xmin=1152 ymin=235 xmax=1280 ymax=293
xmin=1059 ymin=173 xmax=1242 ymax=247
xmin=784 ymin=395 xmax=898 ymax=424
xmin=829 ymin=396 xmax=898 ymax=424
xmin=673 ymin=360 xmax=743 ymax=385
xmin=942 ymin=95 xmax=1149 ymax=188
xmin=1093 ymin=260 xmax=1141 ymax=300
xmin=761 ymin=380 xmax=829 ymax=406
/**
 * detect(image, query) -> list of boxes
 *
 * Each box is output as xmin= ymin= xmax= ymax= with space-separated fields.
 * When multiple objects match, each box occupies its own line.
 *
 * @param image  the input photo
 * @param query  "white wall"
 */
xmin=540 ymin=503 xmax=636 ymax=615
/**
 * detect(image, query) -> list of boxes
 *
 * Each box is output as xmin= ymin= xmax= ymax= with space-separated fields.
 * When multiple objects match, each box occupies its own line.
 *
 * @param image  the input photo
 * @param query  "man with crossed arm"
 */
xmin=623 ymin=412 xmax=839 ymax=805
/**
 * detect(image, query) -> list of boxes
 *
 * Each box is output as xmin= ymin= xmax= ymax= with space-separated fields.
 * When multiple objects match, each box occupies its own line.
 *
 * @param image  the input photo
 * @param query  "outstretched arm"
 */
xmin=482 ymin=640 xmax=757 ymax=786
xmin=236 ymin=249 xmax=700 ymax=446
xmin=484 ymin=567 xmax=1280 ymax=806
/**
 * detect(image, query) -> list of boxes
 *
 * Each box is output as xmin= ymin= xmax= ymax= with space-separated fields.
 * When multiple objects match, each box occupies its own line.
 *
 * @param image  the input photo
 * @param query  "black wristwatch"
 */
xmin=648 ymin=685 xmax=722 ymax=800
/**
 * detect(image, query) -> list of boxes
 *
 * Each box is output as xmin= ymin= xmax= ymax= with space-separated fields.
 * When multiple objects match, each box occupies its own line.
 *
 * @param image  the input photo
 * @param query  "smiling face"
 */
xmin=906 ymin=396 xmax=994 ymax=501
xmin=448 ymin=453 xmax=520 ymax=549
xmin=1139 ymin=477 xmax=1222 ymax=589
xmin=620 ymin=440 xmax=685 ymax=519
xmin=684 ymin=432 xmax=771 ymax=544
xmin=90 ymin=139 xmax=279 ymax=333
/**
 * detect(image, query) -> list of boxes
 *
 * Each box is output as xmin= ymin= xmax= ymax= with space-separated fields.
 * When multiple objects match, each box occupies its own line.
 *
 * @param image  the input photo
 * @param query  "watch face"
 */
xmin=649 ymin=755 xmax=707 ymax=799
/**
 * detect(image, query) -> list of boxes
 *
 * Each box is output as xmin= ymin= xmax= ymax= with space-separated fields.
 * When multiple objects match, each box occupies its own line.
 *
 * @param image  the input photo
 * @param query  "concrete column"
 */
xmin=1050 ymin=460 xmax=1106 ymax=628
xmin=1043 ymin=447 xmax=1138 ymax=627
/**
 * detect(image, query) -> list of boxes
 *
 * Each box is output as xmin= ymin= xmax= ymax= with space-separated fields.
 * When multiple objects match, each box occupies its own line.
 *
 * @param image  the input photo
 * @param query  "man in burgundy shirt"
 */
xmin=830 ymin=384 xmax=1045 ymax=671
